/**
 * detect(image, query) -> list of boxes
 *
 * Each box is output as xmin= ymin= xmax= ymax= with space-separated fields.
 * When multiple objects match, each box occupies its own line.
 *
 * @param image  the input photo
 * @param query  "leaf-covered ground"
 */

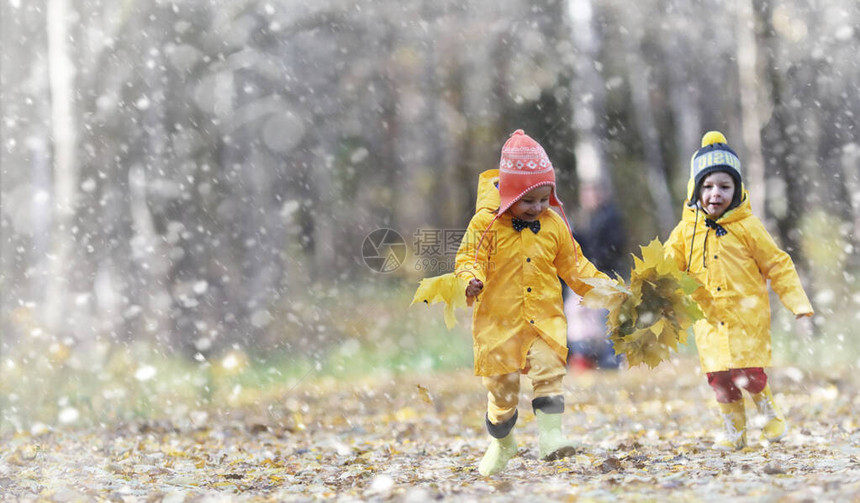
xmin=3 ymin=359 xmax=860 ymax=502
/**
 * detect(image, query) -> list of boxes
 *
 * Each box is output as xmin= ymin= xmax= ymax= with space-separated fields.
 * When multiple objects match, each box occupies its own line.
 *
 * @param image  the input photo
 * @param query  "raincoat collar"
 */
xmin=470 ymin=169 xmax=578 ymax=265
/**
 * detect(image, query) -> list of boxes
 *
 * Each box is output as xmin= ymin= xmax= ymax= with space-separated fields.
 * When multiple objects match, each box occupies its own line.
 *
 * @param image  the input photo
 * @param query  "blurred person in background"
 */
xmin=564 ymin=178 xmax=627 ymax=372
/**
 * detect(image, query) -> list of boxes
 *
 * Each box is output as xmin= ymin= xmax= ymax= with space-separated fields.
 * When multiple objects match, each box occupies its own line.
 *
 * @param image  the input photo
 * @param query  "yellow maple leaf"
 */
xmin=411 ymin=272 xmax=470 ymax=329
xmin=651 ymin=317 xmax=681 ymax=352
xmin=640 ymin=337 xmax=671 ymax=369
xmin=638 ymin=238 xmax=665 ymax=270
xmin=416 ymin=384 xmax=433 ymax=405
xmin=580 ymin=277 xmax=631 ymax=311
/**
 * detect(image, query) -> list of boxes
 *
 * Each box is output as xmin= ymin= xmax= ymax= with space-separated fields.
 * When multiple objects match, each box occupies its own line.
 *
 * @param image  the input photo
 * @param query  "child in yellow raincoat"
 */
xmin=454 ymin=130 xmax=614 ymax=475
xmin=665 ymin=131 xmax=814 ymax=450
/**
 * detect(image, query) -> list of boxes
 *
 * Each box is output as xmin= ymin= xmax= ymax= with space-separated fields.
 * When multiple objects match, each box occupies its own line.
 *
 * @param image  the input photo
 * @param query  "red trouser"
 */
xmin=706 ymin=367 xmax=767 ymax=403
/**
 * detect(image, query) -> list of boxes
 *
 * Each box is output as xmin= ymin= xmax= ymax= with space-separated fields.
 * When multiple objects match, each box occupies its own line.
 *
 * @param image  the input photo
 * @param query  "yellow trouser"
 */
xmin=482 ymin=337 xmax=566 ymax=424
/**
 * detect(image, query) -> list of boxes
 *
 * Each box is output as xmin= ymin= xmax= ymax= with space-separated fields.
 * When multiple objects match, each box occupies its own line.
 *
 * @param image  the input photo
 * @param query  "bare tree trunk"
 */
xmin=736 ymin=0 xmax=766 ymax=216
xmin=621 ymin=24 xmax=675 ymax=234
xmin=130 ymin=31 xmax=174 ymax=343
xmin=754 ymin=0 xmax=805 ymax=260
xmin=449 ymin=60 xmax=474 ymax=224
xmin=29 ymin=140 xmax=54 ymax=304
xmin=422 ymin=2 xmax=451 ymax=229
xmin=311 ymin=139 xmax=337 ymax=280
xmin=841 ymin=145 xmax=860 ymax=266
xmin=753 ymin=0 xmax=815 ymax=326
xmin=45 ymin=0 xmax=78 ymax=336
xmin=659 ymin=15 xmax=701 ymax=198
xmin=567 ymin=0 xmax=610 ymax=186
xmin=817 ymin=90 xmax=859 ymax=265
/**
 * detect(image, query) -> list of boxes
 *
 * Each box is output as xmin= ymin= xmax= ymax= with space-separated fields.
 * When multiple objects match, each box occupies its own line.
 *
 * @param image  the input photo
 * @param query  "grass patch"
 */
xmin=0 ymin=280 xmax=474 ymax=434
xmin=5 ymin=276 xmax=851 ymax=435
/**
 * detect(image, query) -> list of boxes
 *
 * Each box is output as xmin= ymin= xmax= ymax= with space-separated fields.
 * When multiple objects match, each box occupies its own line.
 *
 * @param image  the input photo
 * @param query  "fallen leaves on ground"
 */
xmin=2 ymin=360 xmax=860 ymax=501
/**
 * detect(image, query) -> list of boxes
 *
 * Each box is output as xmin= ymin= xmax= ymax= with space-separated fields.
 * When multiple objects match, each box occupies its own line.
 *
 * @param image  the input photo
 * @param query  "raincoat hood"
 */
xmin=665 ymin=186 xmax=813 ymax=373
xmin=475 ymin=169 xmax=502 ymax=212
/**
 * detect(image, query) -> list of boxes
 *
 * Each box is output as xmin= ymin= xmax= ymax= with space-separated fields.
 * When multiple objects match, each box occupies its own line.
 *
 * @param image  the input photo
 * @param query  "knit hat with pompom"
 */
xmin=687 ymin=131 xmax=743 ymax=210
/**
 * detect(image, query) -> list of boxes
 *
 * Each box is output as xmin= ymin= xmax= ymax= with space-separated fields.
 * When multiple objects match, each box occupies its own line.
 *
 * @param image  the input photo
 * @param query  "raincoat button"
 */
xmin=717 ymin=287 xmax=721 ymax=291
xmin=526 ymin=257 xmax=531 ymax=262
xmin=530 ymin=320 xmax=535 ymax=324
xmin=714 ymin=255 xmax=718 ymax=259
xmin=527 ymin=287 xmax=532 ymax=292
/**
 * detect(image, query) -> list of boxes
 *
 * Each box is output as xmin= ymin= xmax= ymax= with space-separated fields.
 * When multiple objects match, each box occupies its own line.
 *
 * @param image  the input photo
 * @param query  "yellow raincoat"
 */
xmin=665 ymin=192 xmax=813 ymax=373
xmin=455 ymin=170 xmax=609 ymax=376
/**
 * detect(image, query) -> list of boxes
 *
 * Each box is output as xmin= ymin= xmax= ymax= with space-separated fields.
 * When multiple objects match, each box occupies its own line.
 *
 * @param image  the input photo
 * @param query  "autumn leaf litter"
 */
xmin=2 ymin=362 xmax=860 ymax=501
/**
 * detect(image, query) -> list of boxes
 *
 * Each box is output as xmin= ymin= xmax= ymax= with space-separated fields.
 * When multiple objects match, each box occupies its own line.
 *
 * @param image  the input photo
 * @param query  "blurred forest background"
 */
xmin=1 ymin=0 xmax=859 ymax=431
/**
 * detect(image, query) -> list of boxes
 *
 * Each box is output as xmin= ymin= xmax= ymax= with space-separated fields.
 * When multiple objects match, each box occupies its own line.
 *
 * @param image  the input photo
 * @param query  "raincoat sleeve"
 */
xmin=555 ymin=225 xmax=609 ymax=296
xmin=664 ymin=221 xmax=689 ymax=272
xmin=744 ymin=217 xmax=814 ymax=316
xmin=454 ymin=210 xmax=493 ymax=285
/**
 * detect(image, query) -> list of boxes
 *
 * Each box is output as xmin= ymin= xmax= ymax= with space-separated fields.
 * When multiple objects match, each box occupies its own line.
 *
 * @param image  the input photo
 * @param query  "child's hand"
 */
xmin=465 ymin=279 xmax=484 ymax=298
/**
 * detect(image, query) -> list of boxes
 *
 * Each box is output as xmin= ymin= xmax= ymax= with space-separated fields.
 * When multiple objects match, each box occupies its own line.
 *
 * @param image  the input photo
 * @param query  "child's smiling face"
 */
xmin=699 ymin=171 xmax=735 ymax=218
xmin=510 ymin=185 xmax=552 ymax=221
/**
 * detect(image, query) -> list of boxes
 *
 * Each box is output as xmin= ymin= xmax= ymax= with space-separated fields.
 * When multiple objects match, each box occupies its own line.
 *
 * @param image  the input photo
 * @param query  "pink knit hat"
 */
xmin=469 ymin=130 xmax=576 ymax=266
xmin=497 ymin=129 xmax=561 ymax=215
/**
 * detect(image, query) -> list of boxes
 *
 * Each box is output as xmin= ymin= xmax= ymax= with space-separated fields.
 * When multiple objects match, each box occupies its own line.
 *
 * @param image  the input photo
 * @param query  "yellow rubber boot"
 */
xmin=752 ymin=385 xmax=787 ymax=442
xmin=535 ymin=410 xmax=577 ymax=461
xmin=715 ymin=400 xmax=746 ymax=451
xmin=478 ymin=433 xmax=517 ymax=476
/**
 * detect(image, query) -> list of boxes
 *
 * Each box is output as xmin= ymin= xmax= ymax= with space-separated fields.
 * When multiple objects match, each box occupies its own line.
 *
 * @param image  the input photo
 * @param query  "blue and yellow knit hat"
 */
xmin=687 ymin=131 xmax=743 ymax=209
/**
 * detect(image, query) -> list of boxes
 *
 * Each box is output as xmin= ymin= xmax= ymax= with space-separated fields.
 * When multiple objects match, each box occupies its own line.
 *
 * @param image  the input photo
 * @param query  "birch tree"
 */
xmin=568 ymin=0 xmax=610 ymax=186
xmin=45 ymin=0 xmax=78 ymax=336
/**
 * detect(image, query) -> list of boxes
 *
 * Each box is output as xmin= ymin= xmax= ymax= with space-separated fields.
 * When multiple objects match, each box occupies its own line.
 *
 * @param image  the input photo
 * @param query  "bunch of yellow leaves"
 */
xmin=411 ymin=273 xmax=471 ymax=329
xmin=582 ymin=238 xmax=705 ymax=368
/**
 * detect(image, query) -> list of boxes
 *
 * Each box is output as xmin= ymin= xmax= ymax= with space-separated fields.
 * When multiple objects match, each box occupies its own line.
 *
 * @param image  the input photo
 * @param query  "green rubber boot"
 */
xmin=535 ymin=410 xmax=577 ymax=461
xmin=478 ymin=410 xmax=518 ymax=476
xmin=478 ymin=432 xmax=518 ymax=476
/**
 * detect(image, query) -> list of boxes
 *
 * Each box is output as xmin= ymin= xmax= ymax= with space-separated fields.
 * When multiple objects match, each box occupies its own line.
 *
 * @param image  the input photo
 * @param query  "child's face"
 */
xmin=699 ymin=171 xmax=735 ymax=218
xmin=510 ymin=185 xmax=552 ymax=221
